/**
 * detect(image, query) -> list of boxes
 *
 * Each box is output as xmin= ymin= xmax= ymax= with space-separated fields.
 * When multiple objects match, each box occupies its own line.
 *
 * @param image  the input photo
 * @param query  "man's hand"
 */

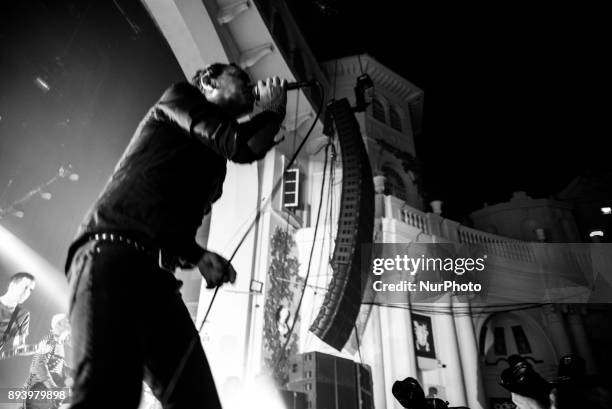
xmin=197 ymin=250 xmax=237 ymax=289
xmin=256 ymin=76 xmax=288 ymax=114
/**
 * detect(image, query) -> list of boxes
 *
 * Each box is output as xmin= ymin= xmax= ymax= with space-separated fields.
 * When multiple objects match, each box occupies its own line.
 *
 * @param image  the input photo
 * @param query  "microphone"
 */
xmin=252 ymin=79 xmax=317 ymax=101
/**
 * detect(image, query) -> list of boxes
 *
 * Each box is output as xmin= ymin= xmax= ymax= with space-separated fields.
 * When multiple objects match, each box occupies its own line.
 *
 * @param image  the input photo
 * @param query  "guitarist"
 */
xmin=0 ymin=272 xmax=35 ymax=351
xmin=23 ymin=313 xmax=72 ymax=409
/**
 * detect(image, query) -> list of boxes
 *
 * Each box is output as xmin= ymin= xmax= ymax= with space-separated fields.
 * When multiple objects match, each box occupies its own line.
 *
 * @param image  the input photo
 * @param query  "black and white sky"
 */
xmin=286 ymin=0 xmax=610 ymax=220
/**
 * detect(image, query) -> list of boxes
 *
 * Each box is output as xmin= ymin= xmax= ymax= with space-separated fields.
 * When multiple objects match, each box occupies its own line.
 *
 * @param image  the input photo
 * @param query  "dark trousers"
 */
xmin=66 ymin=240 xmax=222 ymax=409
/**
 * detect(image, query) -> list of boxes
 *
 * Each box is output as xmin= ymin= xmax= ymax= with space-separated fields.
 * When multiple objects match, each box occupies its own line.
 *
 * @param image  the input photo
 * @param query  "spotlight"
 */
xmin=39 ymin=190 xmax=52 ymax=200
xmin=12 ymin=205 xmax=25 ymax=219
xmin=34 ymin=76 xmax=51 ymax=93
xmin=59 ymin=164 xmax=79 ymax=181
xmin=353 ymin=73 xmax=374 ymax=112
xmin=590 ymin=230 xmax=604 ymax=238
xmin=601 ymin=207 xmax=611 ymax=215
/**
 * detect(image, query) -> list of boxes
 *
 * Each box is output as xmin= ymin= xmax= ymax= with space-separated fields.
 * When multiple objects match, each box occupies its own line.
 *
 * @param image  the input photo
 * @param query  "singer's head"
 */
xmin=192 ymin=62 xmax=255 ymax=118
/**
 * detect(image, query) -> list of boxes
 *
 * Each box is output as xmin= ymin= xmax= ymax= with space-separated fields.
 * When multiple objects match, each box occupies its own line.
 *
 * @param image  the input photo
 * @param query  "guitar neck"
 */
xmin=0 ymin=344 xmax=38 ymax=360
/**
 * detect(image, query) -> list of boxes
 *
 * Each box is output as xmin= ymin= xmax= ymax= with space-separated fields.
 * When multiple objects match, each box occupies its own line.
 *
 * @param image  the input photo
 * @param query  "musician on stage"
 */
xmin=0 ymin=272 xmax=35 ymax=351
xmin=65 ymin=63 xmax=287 ymax=408
xmin=23 ymin=313 xmax=72 ymax=409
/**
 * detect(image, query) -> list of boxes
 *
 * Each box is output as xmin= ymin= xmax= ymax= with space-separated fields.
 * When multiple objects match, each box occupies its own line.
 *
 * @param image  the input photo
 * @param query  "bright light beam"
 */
xmin=0 ymin=223 xmax=68 ymax=311
xmin=221 ymin=374 xmax=288 ymax=409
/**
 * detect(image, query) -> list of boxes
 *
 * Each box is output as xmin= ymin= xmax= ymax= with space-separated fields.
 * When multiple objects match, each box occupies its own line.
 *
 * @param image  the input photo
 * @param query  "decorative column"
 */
xmin=542 ymin=304 xmax=572 ymax=358
xmin=452 ymin=296 xmax=487 ymax=409
xmin=434 ymin=294 xmax=468 ymax=406
xmin=361 ymin=306 xmax=390 ymax=409
xmin=566 ymin=305 xmax=597 ymax=374
xmin=380 ymin=306 xmax=419 ymax=409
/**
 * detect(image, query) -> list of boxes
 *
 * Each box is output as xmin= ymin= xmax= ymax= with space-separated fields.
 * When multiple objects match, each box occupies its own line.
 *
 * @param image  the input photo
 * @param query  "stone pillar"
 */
xmin=380 ymin=306 xmax=418 ymax=409
xmin=453 ymin=297 xmax=487 ymax=409
xmin=434 ymin=295 xmax=468 ymax=406
xmin=362 ymin=306 xmax=389 ymax=409
xmin=542 ymin=304 xmax=572 ymax=358
xmin=566 ymin=306 xmax=597 ymax=374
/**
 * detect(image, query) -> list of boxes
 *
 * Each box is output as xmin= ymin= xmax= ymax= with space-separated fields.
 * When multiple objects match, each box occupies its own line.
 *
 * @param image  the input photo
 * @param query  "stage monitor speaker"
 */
xmin=286 ymin=352 xmax=373 ymax=409
xmin=278 ymin=389 xmax=308 ymax=409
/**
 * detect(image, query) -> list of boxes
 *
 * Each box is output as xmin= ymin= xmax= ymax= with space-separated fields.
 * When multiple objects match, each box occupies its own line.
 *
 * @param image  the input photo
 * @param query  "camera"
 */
xmin=499 ymin=355 xmax=552 ymax=407
xmin=392 ymin=377 xmax=469 ymax=409
xmin=499 ymin=354 xmax=598 ymax=408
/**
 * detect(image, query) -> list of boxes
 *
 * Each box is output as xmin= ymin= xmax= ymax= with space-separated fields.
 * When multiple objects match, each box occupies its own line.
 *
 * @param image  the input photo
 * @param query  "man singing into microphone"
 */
xmin=65 ymin=63 xmax=287 ymax=409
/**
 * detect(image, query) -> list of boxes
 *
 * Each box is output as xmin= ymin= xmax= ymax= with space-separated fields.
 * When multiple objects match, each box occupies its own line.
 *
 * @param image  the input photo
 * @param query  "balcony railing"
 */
xmin=457 ymin=224 xmax=535 ymax=262
xmin=382 ymin=195 xmax=536 ymax=263
xmin=400 ymin=205 xmax=429 ymax=235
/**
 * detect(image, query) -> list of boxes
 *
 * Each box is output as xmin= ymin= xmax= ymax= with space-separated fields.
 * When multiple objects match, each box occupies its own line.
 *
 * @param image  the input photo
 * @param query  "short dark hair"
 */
xmin=9 ymin=272 xmax=35 ymax=286
xmin=191 ymin=62 xmax=251 ymax=92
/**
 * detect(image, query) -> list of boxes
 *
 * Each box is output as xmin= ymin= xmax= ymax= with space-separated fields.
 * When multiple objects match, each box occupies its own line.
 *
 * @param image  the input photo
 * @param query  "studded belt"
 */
xmin=91 ymin=232 xmax=152 ymax=252
xmin=88 ymin=232 xmax=185 ymax=272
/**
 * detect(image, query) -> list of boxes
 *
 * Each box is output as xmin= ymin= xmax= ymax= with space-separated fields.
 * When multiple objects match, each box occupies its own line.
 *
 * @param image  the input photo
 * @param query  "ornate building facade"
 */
xmin=142 ymin=2 xmax=601 ymax=408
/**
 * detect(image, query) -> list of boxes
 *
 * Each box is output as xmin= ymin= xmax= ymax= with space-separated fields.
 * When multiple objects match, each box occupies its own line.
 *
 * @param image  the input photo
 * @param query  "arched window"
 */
xmin=389 ymin=106 xmax=402 ymax=131
xmin=371 ymin=97 xmax=386 ymax=123
xmin=382 ymin=166 xmax=407 ymax=201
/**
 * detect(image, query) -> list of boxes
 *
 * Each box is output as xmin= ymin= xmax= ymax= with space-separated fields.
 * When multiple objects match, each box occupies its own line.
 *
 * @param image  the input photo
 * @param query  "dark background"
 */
xmin=286 ymin=0 xmax=610 ymax=221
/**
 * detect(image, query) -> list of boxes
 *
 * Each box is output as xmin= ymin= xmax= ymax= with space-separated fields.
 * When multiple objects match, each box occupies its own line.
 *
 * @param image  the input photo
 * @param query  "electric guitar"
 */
xmin=0 ymin=343 xmax=43 ymax=360
xmin=24 ymin=372 xmax=72 ymax=409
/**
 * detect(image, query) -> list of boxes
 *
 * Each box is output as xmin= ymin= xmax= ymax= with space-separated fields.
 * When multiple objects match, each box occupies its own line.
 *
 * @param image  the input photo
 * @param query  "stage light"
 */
xmin=590 ymin=230 xmax=604 ymax=238
xmin=602 ymin=207 xmax=611 ymax=215
xmin=222 ymin=375 xmax=287 ymax=409
xmin=34 ymin=76 xmax=51 ymax=93
xmin=39 ymin=190 xmax=52 ymax=200
xmin=0 ymin=224 xmax=68 ymax=311
xmin=353 ymin=73 xmax=374 ymax=112
xmin=12 ymin=205 xmax=24 ymax=218
xmin=59 ymin=164 xmax=79 ymax=181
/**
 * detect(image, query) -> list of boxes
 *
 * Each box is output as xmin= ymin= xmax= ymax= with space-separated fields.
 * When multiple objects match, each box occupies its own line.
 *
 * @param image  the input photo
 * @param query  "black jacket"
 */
xmin=67 ymin=82 xmax=284 ymax=268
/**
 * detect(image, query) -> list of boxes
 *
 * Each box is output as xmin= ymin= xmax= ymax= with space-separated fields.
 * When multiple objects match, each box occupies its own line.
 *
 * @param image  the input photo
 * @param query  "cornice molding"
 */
xmin=323 ymin=54 xmax=423 ymax=101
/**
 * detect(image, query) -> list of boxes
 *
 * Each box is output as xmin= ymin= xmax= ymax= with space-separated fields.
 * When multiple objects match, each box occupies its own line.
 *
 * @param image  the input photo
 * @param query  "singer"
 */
xmin=64 ymin=62 xmax=288 ymax=409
